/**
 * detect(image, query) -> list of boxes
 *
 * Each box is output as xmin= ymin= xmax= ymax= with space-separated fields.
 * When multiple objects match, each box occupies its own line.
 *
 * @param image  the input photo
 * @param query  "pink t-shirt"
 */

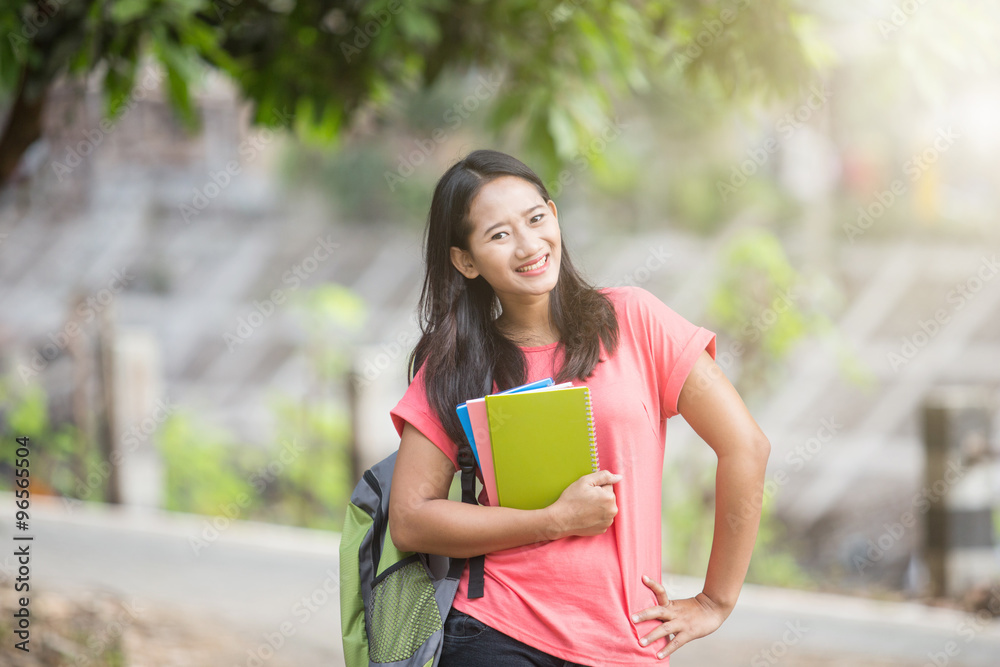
xmin=390 ymin=285 xmax=717 ymax=666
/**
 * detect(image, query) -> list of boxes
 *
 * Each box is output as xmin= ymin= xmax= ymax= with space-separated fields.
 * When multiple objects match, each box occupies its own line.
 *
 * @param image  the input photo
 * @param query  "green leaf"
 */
xmin=293 ymin=283 xmax=367 ymax=333
xmin=8 ymin=385 xmax=48 ymax=436
xmin=396 ymin=9 xmax=441 ymax=45
xmin=110 ymin=0 xmax=152 ymax=24
xmin=547 ymin=106 xmax=577 ymax=161
xmin=0 ymin=0 xmax=823 ymax=192
xmin=149 ymin=29 xmax=201 ymax=129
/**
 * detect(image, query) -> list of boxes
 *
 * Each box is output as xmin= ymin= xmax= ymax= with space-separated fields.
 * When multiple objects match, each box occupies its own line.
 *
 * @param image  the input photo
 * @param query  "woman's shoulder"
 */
xmin=596 ymin=284 xmax=639 ymax=302
xmin=597 ymin=284 xmax=667 ymax=313
xmin=596 ymin=284 xmax=698 ymax=333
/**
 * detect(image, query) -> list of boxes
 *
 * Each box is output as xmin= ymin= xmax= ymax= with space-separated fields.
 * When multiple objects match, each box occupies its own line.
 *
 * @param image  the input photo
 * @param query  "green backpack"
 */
xmin=339 ymin=449 xmax=484 ymax=667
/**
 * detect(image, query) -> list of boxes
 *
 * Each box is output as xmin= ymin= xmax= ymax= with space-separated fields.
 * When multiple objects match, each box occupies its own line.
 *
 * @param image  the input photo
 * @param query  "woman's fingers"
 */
xmin=631 ymin=605 xmax=672 ymax=624
xmin=631 ymin=575 xmax=672 ymax=623
xmin=631 ymin=591 xmax=727 ymax=660
xmin=638 ymin=620 xmax=680 ymax=648
xmin=642 ymin=573 xmax=670 ymax=606
xmin=581 ymin=469 xmax=623 ymax=488
xmin=548 ymin=470 xmax=622 ymax=538
xmin=629 ymin=580 xmax=692 ymax=658
xmin=657 ymin=633 xmax=688 ymax=659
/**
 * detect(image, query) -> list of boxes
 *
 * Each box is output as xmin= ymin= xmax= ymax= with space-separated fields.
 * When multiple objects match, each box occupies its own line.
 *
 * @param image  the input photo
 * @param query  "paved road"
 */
xmin=6 ymin=495 xmax=1000 ymax=666
xmin=5 ymin=496 xmax=342 ymax=666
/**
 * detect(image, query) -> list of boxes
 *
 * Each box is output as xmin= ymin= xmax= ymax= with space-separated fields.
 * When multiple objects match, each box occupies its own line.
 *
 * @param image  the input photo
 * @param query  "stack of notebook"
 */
xmin=456 ymin=378 xmax=599 ymax=510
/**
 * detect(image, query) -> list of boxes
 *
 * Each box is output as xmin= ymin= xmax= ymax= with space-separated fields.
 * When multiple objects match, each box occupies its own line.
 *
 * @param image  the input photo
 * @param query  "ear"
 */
xmin=450 ymin=246 xmax=480 ymax=279
xmin=546 ymin=197 xmax=558 ymax=221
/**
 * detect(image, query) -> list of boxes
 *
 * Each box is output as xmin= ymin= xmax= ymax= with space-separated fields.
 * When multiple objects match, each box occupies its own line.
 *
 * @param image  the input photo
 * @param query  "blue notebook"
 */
xmin=456 ymin=377 xmax=555 ymax=465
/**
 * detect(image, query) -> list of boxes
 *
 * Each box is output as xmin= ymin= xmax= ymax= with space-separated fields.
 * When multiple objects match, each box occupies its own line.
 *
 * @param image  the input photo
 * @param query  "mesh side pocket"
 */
xmin=368 ymin=557 xmax=442 ymax=663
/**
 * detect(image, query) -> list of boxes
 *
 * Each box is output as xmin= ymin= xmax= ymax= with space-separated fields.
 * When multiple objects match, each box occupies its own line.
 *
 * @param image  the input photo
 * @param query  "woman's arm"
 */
xmin=389 ymin=420 xmax=622 ymax=557
xmin=631 ymin=350 xmax=771 ymax=659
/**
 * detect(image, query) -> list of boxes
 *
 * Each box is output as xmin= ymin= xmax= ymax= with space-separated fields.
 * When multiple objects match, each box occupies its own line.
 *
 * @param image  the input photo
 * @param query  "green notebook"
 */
xmin=484 ymin=385 xmax=599 ymax=510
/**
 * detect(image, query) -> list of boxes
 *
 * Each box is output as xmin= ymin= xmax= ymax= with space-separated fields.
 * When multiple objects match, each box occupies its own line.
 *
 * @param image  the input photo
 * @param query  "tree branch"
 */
xmin=0 ymin=66 xmax=47 ymax=189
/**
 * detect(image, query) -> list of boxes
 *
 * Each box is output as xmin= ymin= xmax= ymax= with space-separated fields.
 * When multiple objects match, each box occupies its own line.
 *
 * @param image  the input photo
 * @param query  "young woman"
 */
xmin=388 ymin=149 xmax=770 ymax=665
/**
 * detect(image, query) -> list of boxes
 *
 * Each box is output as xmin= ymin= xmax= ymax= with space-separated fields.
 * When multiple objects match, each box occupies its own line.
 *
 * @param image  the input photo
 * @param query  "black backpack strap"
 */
xmin=456 ymin=447 xmax=485 ymax=599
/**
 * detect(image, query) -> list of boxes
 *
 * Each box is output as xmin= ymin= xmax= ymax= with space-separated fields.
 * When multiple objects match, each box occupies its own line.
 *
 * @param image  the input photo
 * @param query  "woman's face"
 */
xmin=450 ymin=175 xmax=561 ymax=304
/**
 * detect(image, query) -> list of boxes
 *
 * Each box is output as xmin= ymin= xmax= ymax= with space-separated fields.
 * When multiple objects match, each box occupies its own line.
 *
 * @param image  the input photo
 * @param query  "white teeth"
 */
xmin=516 ymin=255 xmax=547 ymax=272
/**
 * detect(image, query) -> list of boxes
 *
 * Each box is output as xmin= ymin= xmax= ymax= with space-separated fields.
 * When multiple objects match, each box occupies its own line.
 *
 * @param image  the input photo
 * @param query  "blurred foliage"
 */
xmin=0 ymin=283 xmax=361 ymax=531
xmin=662 ymin=452 xmax=715 ymax=576
xmin=289 ymin=282 xmax=367 ymax=379
xmin=265 ymin=394 xmax=352 ymax=530
xmin=746 ymin=492 xmax=814 ymax=588
xmin=157 ymin=410 xmax=262 ymax=515
xmin=278 ymin=140 xmax=435 ymax=228
xmin=663 ymin=453 xmax=812 ymax=588
xmin=0 ymin=0 xmax=820 ymax=187
xmin=157 ymin=398 xmax=352 ymax=531
xmin=706 ymin=228 xmax=838 ymax=398
xmin=663 ymin=169 xmax=796 ymax=236
xmin=160 ymin=282 xmax=360 ymax=529
xmin=0 ymin=375 xmax=89 ymax=497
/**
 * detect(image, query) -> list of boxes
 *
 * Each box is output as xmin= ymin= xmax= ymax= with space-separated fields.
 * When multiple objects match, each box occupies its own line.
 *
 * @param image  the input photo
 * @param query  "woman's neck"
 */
xmin=495 ymin=316 xmax=560 ymax=347
xmin=495 ymin=293 xmax=561 ymax=345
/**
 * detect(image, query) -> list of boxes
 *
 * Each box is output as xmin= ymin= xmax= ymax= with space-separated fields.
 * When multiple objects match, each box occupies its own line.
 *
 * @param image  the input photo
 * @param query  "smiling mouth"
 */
xmin=515 ymin=254 xmax=549 ymax=272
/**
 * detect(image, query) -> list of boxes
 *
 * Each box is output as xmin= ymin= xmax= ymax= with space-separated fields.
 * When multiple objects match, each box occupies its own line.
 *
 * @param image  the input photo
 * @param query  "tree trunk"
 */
xmin=97 ymin=303 xmax=122 ymax=504
xmin=0 ymin=66 xmax=46 ymax=189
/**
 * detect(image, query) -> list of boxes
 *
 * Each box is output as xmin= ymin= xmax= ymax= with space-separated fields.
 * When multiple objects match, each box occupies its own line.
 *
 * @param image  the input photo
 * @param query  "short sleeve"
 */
xmin=626 ymin=286 xmax=716 ymax=420
xmin=389 ymin=362 xmax=461 ymax=471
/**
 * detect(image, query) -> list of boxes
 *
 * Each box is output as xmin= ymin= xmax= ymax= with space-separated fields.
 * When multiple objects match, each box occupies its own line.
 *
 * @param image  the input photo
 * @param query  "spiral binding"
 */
xmin=582 ymin=387 xmax=599 ymax=472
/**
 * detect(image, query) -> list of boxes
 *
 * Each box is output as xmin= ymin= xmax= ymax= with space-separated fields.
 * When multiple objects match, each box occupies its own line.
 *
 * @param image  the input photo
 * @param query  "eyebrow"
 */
xmin=482 ymin=205 xmax=545 ymax=237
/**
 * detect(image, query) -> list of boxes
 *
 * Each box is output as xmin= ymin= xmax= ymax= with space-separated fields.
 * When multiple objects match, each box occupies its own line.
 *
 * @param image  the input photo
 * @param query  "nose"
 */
xmin=515 ymin=228 xmax=545 ymax=259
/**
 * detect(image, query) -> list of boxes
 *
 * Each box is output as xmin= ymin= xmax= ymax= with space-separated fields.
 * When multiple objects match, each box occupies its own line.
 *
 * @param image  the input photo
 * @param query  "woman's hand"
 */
xmin=544 ymin=470 xmax=622 ymax=540
xmin=631 ymin=574 xmax=729 ymax=659
xmin=391 ymin=423 xmax=618 ymax=557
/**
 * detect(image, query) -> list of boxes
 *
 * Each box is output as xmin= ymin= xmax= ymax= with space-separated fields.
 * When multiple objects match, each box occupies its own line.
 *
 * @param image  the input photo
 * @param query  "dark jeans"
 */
xmin=439 ymin=609 xmax=591 ymax=667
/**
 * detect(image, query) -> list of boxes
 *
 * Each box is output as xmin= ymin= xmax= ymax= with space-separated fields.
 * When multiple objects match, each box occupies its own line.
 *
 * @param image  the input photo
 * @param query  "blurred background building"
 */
xmin=1 ymin=0 xmax=999 ymax=664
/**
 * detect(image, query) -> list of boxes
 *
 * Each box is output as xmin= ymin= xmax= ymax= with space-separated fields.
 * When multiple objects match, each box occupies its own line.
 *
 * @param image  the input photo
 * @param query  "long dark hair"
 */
xmin=408 ymin=149 xmax=619 ymax=460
